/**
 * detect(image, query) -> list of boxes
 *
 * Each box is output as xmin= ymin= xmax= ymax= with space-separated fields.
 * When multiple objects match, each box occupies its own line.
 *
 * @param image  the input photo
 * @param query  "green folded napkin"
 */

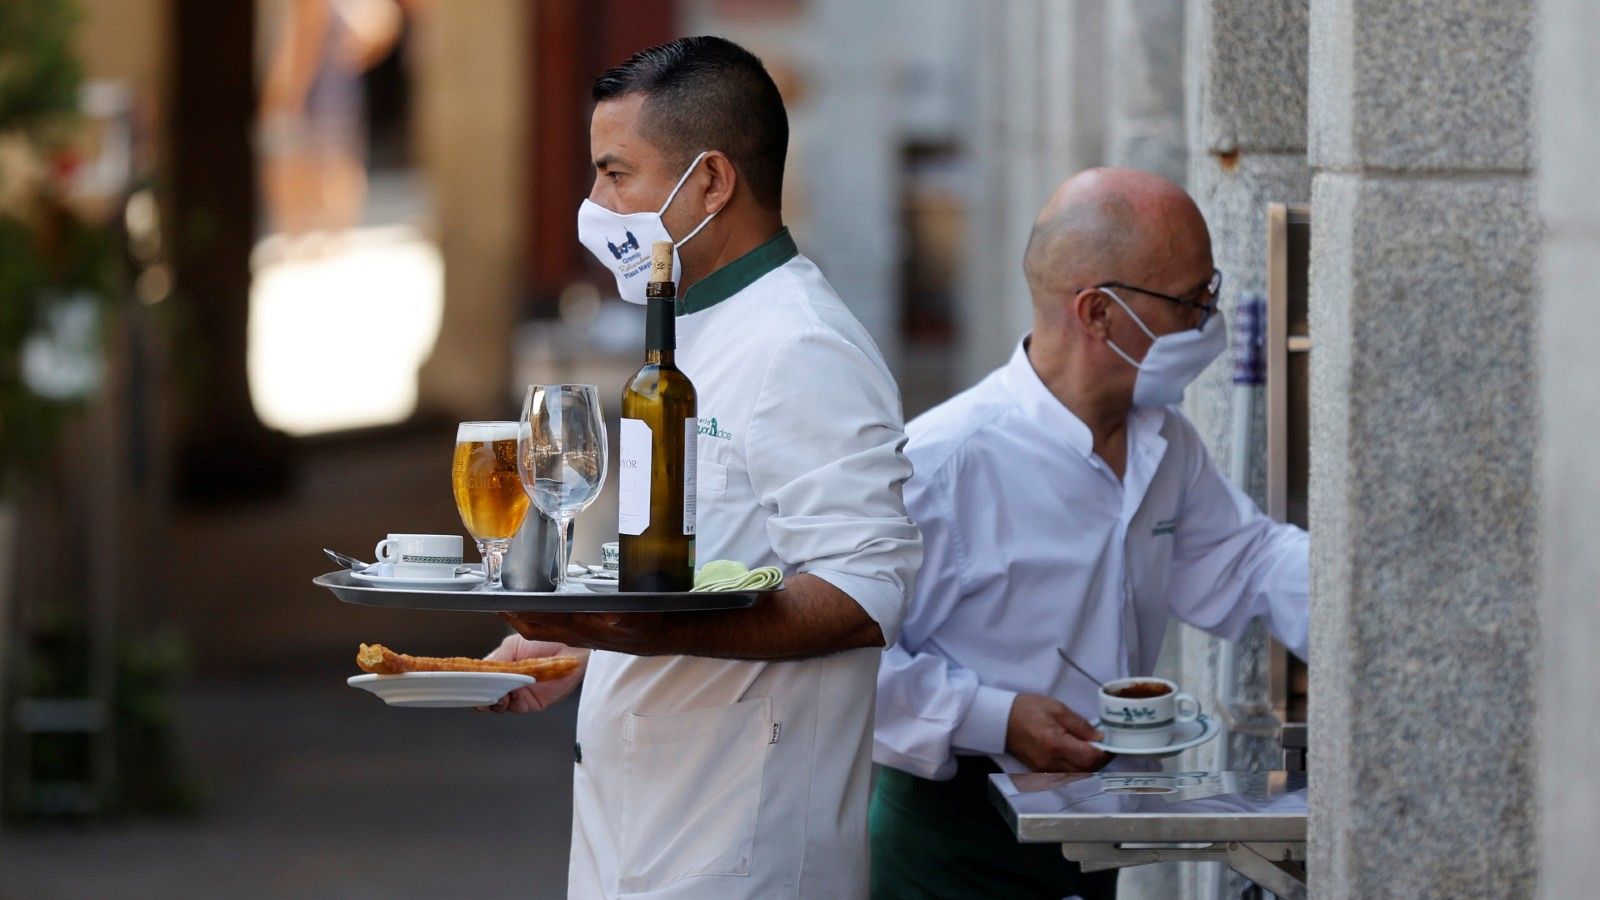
xmin=692 ymin=560 xmax=784 ymax=592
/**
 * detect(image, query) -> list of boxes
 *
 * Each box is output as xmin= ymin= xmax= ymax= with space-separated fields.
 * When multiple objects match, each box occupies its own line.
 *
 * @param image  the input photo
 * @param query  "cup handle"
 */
xmin=1174 ymin=693 xmax=1201 ymax=723
xmin=374 ymin=539 xmax=397 ymax=563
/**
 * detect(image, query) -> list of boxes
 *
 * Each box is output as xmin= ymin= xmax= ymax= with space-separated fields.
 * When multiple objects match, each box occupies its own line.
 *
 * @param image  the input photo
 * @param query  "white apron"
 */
xmin=567 ymin=239 xmax=919 ymax=898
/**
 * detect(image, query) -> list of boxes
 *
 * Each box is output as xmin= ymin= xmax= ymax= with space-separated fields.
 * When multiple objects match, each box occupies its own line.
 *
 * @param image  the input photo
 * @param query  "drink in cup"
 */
xmin=1097 ymin=677 xmax=1201 ymax=749
xmin=453 ymin=421 xmax=530 ymax=588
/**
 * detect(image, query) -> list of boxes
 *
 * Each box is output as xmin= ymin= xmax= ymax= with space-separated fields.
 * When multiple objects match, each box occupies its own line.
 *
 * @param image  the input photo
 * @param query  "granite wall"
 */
xmin=1180 ymin=0 xmax=1310 ymax=769
xmin=1178 ymin=5 xmax=1312 ymax=897
xmin=1306 ymin=0 xmax=1539 ymax=896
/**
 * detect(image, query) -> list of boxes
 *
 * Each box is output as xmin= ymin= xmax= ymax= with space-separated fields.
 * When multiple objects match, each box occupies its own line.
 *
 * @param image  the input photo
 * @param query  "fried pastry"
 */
xmin=356 ymin=643 xmax=579 ymax=679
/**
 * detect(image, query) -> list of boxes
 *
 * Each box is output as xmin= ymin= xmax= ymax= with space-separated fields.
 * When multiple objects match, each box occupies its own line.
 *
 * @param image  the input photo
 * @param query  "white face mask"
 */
xmin=1103 ymin=287 xmax=1227 ymax=408
xmin=577 ymin=151 xmax=717 ymax=304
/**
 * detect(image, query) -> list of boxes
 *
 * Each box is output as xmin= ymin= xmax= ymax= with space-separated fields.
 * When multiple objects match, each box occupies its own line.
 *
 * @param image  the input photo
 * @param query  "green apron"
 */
xmin=869 ymin=756 xmax=1118 ymax=900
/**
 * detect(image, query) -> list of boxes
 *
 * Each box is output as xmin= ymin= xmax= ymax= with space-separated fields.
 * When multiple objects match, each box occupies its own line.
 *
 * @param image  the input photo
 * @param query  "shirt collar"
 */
xmin=677 ymin=227 xmax=799 ymax=316
xmin=1001 ymin=337 xmax=1095 ymax=458
xmin=1001 ymin=337 xmax=1173 ymax=469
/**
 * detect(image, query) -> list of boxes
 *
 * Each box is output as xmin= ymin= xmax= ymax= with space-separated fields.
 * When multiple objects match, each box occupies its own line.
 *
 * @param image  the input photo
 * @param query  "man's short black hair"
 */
xmin=593 ymin=36 xmax=788 ymax=210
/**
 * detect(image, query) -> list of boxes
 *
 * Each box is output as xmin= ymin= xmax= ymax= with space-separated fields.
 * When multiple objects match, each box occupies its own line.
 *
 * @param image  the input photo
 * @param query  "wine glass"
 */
xmin=452 ymin=421 xmax=530 ymax=589
xmin=518 ymin=384 xmax=608 ymax=592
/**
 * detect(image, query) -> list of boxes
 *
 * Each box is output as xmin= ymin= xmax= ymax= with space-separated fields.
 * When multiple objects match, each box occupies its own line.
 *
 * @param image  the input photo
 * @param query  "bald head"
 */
xmin=1023 ymin=168 xmax=1211 ymax=325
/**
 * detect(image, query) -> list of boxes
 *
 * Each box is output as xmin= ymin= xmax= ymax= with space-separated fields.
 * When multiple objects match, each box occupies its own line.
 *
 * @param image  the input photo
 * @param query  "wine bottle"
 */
xmin=618 ymin=241 xmax=697 ymax=592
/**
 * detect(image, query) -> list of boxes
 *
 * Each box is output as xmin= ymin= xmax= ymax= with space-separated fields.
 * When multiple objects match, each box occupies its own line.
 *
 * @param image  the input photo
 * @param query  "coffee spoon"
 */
xmin=1056 ymin=647 xmax=1110 ymax=691
xmin=324 ymin=548 xmax=374 ymax=572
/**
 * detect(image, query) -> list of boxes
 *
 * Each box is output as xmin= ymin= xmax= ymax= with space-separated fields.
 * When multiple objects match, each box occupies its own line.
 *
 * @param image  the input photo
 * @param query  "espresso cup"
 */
xmin=373 ymin=533 xmax=464 ymax=577
xmin=601 ymin=541 xmax=619 ymax=572
xmin=1097 ymin=677 xmax=1201 ymax=749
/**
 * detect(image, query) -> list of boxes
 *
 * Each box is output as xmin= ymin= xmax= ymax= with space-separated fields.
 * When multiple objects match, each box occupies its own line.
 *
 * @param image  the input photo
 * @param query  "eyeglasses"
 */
xmin=1094 ymin=269 xmax=1223 ymax=330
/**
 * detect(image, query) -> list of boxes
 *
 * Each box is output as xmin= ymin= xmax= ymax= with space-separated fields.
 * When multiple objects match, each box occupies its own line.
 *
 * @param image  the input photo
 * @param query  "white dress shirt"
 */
xmin=570 ymin=230 xmax=922 ymax=898
xmin=874 ymin=339 xmax=1308 ymax=781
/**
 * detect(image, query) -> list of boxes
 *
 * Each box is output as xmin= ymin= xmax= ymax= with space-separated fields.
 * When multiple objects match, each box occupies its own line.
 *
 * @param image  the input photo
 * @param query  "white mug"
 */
xmin=1098 ymin=676 xmax=1201 ymax=749
xmin=373 ymin=533 xmax=464 ymax=577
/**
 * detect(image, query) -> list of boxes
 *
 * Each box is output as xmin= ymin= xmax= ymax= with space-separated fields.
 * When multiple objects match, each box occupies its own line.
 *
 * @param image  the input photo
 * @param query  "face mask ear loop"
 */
xmin=657 ymin=150 xmax=713 ymax=216
xmin=1101 ymin=287 xmax=1159 ymax=341
xmin=1106 ymin=337 xmax=1143 ymax=370
xmin=1101 ymin=286 xmax=1158 ymax=370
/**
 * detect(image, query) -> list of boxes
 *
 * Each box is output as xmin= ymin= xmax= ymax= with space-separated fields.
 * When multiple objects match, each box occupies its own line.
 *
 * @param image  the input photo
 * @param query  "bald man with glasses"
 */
xmin=869 ymin=169 xmax=1309 ymax=899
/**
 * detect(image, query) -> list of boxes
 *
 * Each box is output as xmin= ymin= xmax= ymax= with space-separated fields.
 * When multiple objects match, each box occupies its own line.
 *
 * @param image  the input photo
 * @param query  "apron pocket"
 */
xmin=619 ymin=697 xmax=773 ymax=894
xmin=698 ymin=459 xmax=728 ymax=494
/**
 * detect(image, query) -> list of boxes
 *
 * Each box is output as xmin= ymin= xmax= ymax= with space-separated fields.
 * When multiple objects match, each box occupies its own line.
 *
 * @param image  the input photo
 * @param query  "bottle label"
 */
xmin=684 ymin=417 xmax=697 ymax=536
xmin=618 ymin=418 xmax=651 ymax=536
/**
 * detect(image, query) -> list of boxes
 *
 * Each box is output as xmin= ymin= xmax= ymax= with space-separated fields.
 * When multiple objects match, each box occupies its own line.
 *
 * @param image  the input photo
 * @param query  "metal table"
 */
xmin=989 ymin=770 xmax=1307 ymax=899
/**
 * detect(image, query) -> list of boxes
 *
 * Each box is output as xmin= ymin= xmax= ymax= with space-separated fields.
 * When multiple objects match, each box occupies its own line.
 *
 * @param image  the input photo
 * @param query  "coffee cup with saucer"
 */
xmin=1095 ymin=676 xmax=1202 ymax=751
xmin=353 ymin=534 xmax=480 ymax=590
xmin=372 ymin=533 xmax=464 ymax=578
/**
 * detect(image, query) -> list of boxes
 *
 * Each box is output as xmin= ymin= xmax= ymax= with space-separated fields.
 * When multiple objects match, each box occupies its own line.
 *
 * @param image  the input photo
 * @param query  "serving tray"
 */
xmin=314 ymin=570 xmax=767 ymax=613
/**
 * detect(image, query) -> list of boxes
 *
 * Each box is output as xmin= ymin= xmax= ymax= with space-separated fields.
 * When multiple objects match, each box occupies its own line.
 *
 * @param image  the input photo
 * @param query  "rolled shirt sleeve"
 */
xmin=745 ymin=329 xmax=923 ymax=645
xmin=874 ymin=456 xmax=1014 ymax=780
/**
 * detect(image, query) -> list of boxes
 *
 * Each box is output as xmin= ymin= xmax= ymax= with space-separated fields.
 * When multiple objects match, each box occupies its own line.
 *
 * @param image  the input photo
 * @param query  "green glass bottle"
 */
xmin=618 ymin=241 xmax=697 ymax=592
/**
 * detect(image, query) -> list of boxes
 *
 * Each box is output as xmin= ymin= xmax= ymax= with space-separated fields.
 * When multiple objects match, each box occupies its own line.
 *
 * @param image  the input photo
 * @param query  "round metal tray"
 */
xmin=314 ymin=570 xmax=768 ymax=613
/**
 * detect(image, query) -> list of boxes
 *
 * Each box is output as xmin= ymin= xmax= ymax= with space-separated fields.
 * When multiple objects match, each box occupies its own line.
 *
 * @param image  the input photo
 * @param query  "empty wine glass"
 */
xmin=518 ymin=384 xmax=608 ymax=592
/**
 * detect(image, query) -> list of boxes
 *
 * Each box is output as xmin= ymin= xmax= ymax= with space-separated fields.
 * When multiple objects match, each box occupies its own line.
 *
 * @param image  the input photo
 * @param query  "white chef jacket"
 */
xmin=873 ymin=338 xmax=1308 ymax=781
xmin=571 ymin=229 xmax=922 ymax=898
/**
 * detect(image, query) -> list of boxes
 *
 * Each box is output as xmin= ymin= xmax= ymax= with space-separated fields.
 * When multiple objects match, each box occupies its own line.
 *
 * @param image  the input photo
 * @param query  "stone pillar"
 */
xmin=1538 ymin=1 xmax=1600 ymax=897
xmin=1177 ymin=6 xmax=1311 ymax=898
xmin=1179 ymin=0 xmax=1311 ymax=775
xmin=1307 ymin=1 xmax=1538 ymax=896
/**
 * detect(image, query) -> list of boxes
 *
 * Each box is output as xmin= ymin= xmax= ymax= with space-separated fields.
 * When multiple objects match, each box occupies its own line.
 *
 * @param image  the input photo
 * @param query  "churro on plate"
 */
xmin=356 ymin=643 xmax=580 ymax=680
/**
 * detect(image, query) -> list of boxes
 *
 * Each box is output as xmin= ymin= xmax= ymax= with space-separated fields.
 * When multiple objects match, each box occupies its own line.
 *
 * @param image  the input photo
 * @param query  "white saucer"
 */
xmin=571 ymin=574 xmax=618 ymax=593
xmin=347 ymin=672 xmax=535 ymax=707
xmin=351 ymin=563 xmax=482 ymax=591
xmin=1090 ymin=713 xmax=1219 ymax=757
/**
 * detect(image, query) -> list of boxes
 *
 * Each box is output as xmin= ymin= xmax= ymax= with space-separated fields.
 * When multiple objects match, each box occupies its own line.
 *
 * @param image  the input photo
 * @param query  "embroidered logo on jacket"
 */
xmin=698 ymin=417 xmax=734 ymax=441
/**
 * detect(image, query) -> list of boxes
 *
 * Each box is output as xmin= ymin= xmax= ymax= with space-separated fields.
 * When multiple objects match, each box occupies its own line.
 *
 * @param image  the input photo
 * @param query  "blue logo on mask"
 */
xmin=607 ymin=230 xmax=640 ymax=260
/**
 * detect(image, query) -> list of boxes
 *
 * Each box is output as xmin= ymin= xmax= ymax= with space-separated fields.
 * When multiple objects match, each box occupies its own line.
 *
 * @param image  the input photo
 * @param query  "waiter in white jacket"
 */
xmin=869 ymin=169 xmax=1309 ymax=899
xmin=484 ymin=37 xmax=922 ymax=899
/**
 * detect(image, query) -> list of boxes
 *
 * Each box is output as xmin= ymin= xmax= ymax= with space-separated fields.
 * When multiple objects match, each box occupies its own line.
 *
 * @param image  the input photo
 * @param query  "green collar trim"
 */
xmin=677 ymin=227 xmax=798 ymax=316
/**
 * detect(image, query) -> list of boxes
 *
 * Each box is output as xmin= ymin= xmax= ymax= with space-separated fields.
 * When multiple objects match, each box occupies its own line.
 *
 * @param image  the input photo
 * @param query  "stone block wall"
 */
xmin=1307 ymin=0 xmax=1539 ymax=896
xmin=1180 ymin=0 xmax=1312 ymax=783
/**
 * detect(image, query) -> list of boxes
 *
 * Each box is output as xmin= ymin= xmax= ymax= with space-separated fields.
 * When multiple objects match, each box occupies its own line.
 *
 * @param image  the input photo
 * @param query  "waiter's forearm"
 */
xmin=655 ymin=574 xmax=886 ymax=659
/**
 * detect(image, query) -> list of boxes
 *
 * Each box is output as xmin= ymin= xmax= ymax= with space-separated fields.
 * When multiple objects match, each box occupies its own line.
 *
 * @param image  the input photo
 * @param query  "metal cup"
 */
xmin=501 ymin=509 xmax=567 ymax=592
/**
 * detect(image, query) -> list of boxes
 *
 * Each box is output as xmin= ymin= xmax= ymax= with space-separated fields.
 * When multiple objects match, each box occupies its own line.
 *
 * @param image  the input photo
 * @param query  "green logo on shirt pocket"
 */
xmin=1152 ymin=518 xmax=1177 ymax=537
xmin=698 ymin=416 xmax=734 ymax=441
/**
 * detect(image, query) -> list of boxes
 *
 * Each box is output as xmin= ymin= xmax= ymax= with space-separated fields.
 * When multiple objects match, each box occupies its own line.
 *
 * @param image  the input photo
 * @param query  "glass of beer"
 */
xmin=452 ymin=421 xmax=530 ymax=589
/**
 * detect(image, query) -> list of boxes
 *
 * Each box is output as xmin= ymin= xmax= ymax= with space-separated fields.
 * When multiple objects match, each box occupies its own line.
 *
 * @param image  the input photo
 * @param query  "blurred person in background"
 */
xmin=870 ymin=169 xmax=1310 ymax=899
xmin=258 ymin=0 xmax=402 ymax=244
xmin=482 ymin=37 xmax=922 ymax=899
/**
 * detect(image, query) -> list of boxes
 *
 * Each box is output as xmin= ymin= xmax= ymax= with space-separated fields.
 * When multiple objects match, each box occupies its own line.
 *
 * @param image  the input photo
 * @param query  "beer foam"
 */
xmin=456 ymin=421 xmax=520 ymax=442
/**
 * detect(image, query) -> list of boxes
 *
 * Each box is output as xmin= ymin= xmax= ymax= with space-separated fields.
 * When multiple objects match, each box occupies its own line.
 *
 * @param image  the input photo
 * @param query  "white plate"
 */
xmin=571 ymin=574 xmax=618 ymax=593
xmin=347 ymin=672 xmax=535 ymax=708
xmin=1090 ymin=714 xmax=1219 ymax=757
xmin=351 ymin=563 xmax=482 ymax=591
